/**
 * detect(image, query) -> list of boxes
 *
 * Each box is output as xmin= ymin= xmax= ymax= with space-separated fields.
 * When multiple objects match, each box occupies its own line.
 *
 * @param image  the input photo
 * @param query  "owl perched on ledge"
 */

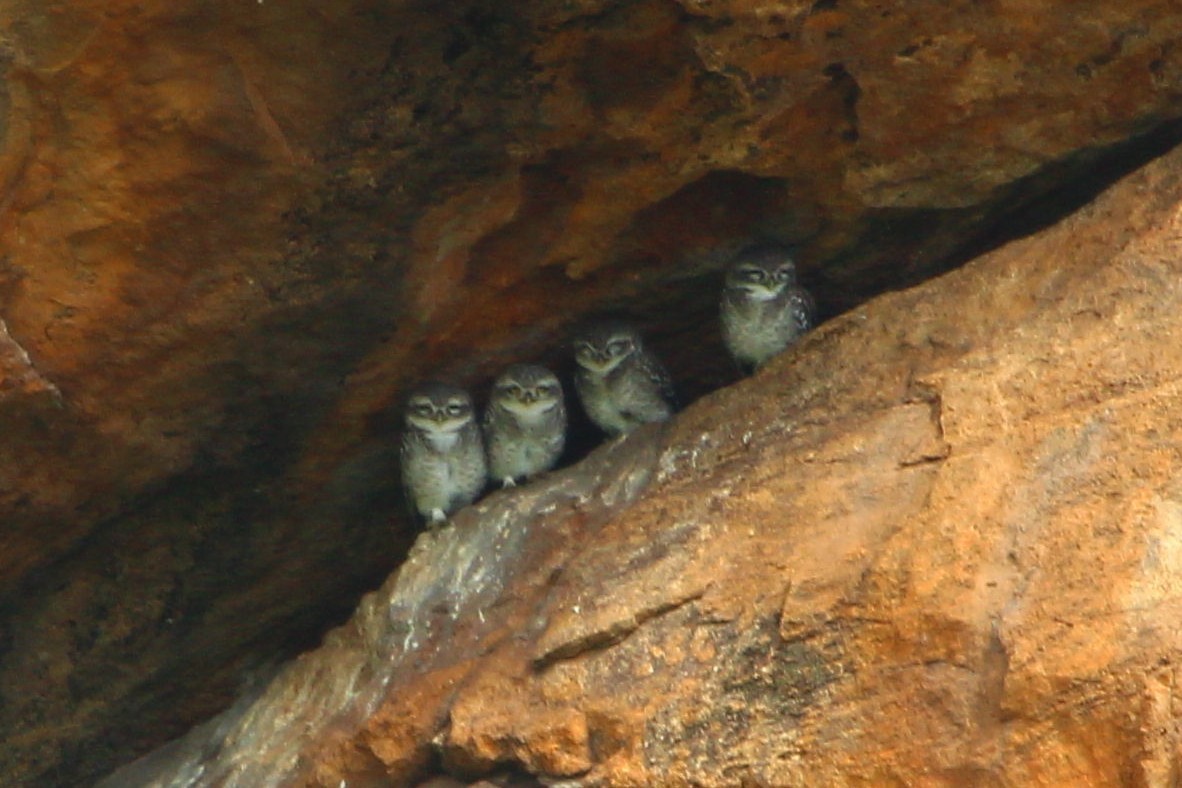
xmin=572 ymin=320 xmax=675 ymax=437
xmin=400 ymin=382 xmax=487 ymax=527
xmin=720 ymin=244 xmax=816 ymax=374
xmin=483 ymin=363 xmax=567 ymax=488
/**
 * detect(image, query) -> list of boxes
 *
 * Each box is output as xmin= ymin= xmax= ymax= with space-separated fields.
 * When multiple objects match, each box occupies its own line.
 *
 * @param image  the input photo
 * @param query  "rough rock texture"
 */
xmin=4 ymin=0 xmax=1182 ymax=783
xmin=107 ymin=139 xmax=1182 ymax=786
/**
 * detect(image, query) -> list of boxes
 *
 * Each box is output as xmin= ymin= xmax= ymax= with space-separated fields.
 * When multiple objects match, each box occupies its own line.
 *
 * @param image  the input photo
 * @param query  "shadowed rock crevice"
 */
xmin=532 ymin=587 xmax=706 ymax=668
xmin=4 ymin=0 xmax=1182 ymax=783
xmin=98 ymin=138 xmax=1182 ymax=785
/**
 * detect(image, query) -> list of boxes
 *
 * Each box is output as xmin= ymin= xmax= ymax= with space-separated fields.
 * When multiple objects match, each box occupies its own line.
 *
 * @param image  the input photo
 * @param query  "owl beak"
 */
xmin=523 ymin=391 xmax=537 ymax=403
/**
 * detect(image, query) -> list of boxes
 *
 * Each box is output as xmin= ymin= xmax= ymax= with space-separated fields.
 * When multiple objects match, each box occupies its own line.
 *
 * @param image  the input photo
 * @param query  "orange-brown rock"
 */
xmin=4 ymin=0 xmax=1182 ymax=783
xmin=106 ymin=134 xmax=1182 ymax=785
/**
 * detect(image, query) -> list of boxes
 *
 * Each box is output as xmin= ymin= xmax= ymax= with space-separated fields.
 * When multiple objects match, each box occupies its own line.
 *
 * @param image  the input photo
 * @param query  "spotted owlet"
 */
xmin=400 ymin=382 xmax=487 ymax=526
xmin=483 ymin=363 xmax=567 ymax=488
xmin=572 ymin=321 xmax=675 ymax=437
xmin=720 ymin=245 xmax=816 ymax=373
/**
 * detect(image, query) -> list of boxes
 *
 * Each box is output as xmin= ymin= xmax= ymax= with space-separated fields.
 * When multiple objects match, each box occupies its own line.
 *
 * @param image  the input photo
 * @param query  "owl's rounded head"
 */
xmin=726 ymin=245 xmax=798 ymax=300
xmin=491 ymin=364 xmax=563 ymax=414
xmin=573 ymin=321 xmax=642 ymax=374
xmin=405 ymin=382 xmax=474 ymax=433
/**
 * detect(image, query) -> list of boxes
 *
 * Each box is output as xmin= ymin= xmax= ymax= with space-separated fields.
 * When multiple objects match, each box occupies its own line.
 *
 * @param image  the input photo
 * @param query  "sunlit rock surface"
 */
xmin=4 ymin=0 xmax=1182 ymax=783
xmin=107 ymin=142 xmax=1182 ymax=785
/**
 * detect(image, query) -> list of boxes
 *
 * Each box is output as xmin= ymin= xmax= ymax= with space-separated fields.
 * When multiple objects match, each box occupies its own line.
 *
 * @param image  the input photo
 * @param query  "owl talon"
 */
xmin=501 ymin=476 xmax=517 ymax=489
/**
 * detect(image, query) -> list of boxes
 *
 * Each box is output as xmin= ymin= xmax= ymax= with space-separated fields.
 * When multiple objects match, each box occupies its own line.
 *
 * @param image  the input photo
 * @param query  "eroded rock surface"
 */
xmin=4 ymin=0 xmax=1182 ymax=783
xmin=107 ymin=135 xmax=1182 ymax=785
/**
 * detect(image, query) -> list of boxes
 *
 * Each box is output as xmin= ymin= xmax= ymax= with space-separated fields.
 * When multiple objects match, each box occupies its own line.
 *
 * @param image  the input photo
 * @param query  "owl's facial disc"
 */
xmin=408 ymin=396 xmax=472 ymax=432
xmin=577 ymin=340 xmax=630 ymax=373
xmin=500 ymin=382 xmax=560 ymax=415
xmin=575 ymin=342 xmax=605 ymax=371
xmin=729 ymin=263 xmax=789 ymax=300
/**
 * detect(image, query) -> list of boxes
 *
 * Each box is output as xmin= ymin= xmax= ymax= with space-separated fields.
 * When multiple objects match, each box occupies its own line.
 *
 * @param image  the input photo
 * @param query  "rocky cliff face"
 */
xmin=108 ymin=140 xmax=1182 ymax=786
xmin=3 ymin=0 xmax=1182 ymax=784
